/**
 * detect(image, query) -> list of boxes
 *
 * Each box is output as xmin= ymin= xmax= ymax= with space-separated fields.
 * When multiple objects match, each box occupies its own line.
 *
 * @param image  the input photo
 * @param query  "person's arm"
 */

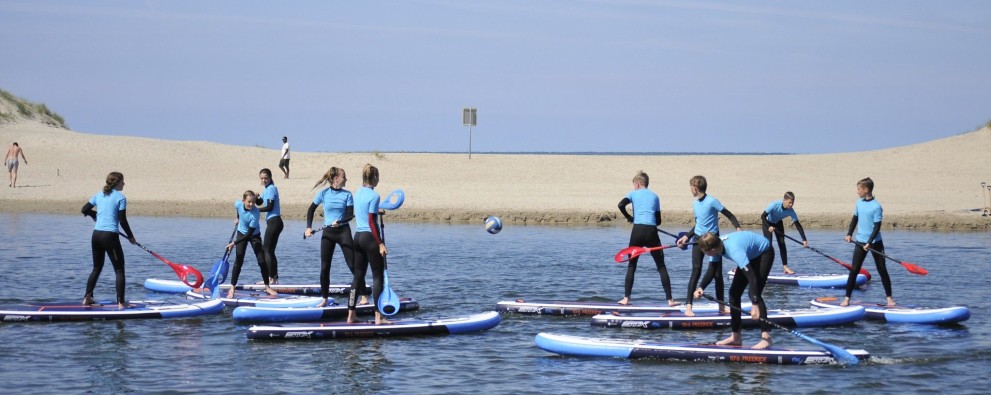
xmin=257 ymin=199 xmax=275 ymax=213
xmin=720 ymin=208 xmax=742 ymax=230
xmin=793 ymin=220 xmax=808 ymax=242
xmin=118 ymin=210 xmax=135 ymax=240
xmin=369 ymin=213 xmax=383 ymax=244
xmin=867 ymin=221 xmax=882 ymax=245
xmin=306 ymin=203 xmax=318 ymax=229
xmin=340 ymin=206 xmax=355 ymax=224
xmin=617 ymin=198 xmax=633 ymax=223
xmin=18 ymin=149 xmax=26 ymax=163
xmin=654 ymin=210 xmax=661 ymax=226
xmin=760 ymin=211 xmax=771 ymax=227
xmin=846 ymin=215 xmax=858 ymax=238
xmin=231 ymin=226 xmax=257 ymax=246
xmin=81 ymin=202 xmax=97 ymax=221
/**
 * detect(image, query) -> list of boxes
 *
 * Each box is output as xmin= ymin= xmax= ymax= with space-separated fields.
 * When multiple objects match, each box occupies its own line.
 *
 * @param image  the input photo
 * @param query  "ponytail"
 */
xmin=103 ymin=172 xmax=123 ymax=195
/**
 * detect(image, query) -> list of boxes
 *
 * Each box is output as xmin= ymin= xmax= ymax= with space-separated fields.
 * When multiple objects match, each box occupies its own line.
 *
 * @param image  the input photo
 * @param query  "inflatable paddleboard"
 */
xmin=534 ymin=332 xmax=870 ymax=365
xmin=590 ymin=306 xmax=865 ymax=329
xmin=145 ymin=278 xmax=365 ymax=295
xmin=728 ymin=270 xmax=867 ymax=288
xmin=496 ymin=299 xmax=750 ymax=316
xmin=247 ymin=311 xmax=501 ymax=340
xmin=232 ymin=298 xmax=421 ymax=322
xmin=185 ymin=289 xmax=324 ymax=308
xmin=811 ymin=297 xmax=970 ymax=324
xmin=0 ymin=298 xmax=224 ymax=322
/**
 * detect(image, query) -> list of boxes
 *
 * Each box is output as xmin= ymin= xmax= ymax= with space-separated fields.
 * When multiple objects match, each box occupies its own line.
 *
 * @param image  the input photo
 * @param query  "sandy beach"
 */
xmin=2 ymin=121 xmax=990 ymax=231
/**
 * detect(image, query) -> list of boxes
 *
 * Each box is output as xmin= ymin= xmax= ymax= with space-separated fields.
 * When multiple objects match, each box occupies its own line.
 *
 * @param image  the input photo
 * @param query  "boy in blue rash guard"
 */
xmin=81 ymin=171 xmax=136 ymax=308
xmin=305 ymin=167 xmax=366 ymax=308
xmin=676 ymin=175 xmax=742 ymax=316
xmin=841 ymin=177 xmax=894 ymax=307
xmin=256 ymin=168 xmax=284 ymax=285
xmin=617 ymin=171 xmax=678 ymax=306
xmin=695 ymin=232 xmax=774 ymax=349
xmin=226 ymin=191 xmax=277 ymax=298
xmin=346 ymin=164 xmax=391 ymax=325
xmin=761 ymin=191 xmax=808 ymax=275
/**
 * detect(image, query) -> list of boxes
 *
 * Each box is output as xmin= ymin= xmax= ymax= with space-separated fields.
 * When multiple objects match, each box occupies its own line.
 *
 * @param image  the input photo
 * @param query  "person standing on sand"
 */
xmin=616 ymin=171 xmax=678 ymax=307
xmin=279 ymin=136 xmax=290 ymax=179
xmin=841 ymin=177 xmax=895 ymax=307
xmin=6 ymin=142 xmax=27 ymax=187
xmin=81 ymin=172 xmax=135 ymax=309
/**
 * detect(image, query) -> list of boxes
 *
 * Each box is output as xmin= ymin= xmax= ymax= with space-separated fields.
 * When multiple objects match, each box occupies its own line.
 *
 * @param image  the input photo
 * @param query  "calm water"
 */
xmin=1 ymin=213 xmax=989 ymax=394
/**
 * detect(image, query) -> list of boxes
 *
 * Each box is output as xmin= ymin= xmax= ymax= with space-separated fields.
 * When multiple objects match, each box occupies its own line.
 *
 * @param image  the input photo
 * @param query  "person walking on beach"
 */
xmin=676 ymin=175 xmax=742 ymax=316
xmin=346 ymin=164 xmax=391 ymax=325
xmin=80 ymin=171 xmax=135 ymax=309
xmin=761 ymin=192 xmax=808 ymax=275
xmin=305 ymin=166 xmax=368 ymax=308
xmin=226 ymin=190 xmax=277 ymax=298
xmin=257 ymin=168 xmax=283 ymax=284
xmin=6 ymin=142 xmax=27 ymax=187
xmin=841 ymin=177 xmax=895 ymax=307
xmin=695 ymin=231 xmax=774 ymax=349
xmin=279 ymin=136 xmax=290 ymax=179
xmin=617 ymin=171 xmax=678 ymax=306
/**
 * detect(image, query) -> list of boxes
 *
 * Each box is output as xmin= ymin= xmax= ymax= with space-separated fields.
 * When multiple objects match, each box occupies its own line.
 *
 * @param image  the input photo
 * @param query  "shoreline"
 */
xmin=4 ymin=199 xmax=988 ymax=231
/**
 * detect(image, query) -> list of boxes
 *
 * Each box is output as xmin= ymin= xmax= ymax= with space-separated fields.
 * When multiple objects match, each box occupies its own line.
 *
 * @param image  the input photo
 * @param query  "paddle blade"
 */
xmin=900 ymin=261 xmax=928 ymax=276
xmin=380 ymin=189 xmax=405 ymax=210
xmin=204 ymin=257 xmax=228 ymax=299
xmin=614 ymin=246 xmax=647 ymax=263
xmin=169 ymin=262 xmax=204 ymax=288
xmin=796 ymin=332 xmax=860 ymax=365
xmin=378 ymin=270 xmax=401 ymax=316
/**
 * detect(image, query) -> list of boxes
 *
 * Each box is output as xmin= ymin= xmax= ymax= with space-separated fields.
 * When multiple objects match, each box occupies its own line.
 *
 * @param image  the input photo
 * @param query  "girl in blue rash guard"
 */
xmin=842 ymin=177 xmax=894 ymax=307
xmin=761 ymin=191 xmax=808 ymax=275
xmin=81 ymin=171 xmax=136 ymax=308
xmin=305 ymin=167 xmax=366 ymax=308
xmin=256 ymin=168 xmax=283 ymax=285
xmin=617 ymin=171 xmax=678 ymax=306
xmin=676 ymin=175 xmax=742 ymax=316
xmin=346 ymin=164 xmax=391 ymax=325
xmin=696 ymin=232 xmax=774 ymax=349
xmin=225 ymin=190 xmax=276 ymax=298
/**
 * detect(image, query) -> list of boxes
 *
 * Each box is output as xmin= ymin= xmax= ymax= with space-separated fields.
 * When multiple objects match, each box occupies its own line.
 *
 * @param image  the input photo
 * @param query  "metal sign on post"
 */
xmin=463 ymin=107 xmax=477 ymax=159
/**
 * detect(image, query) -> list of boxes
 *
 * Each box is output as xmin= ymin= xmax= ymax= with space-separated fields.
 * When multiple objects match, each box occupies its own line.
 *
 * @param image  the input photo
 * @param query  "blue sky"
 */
xmin=2 ymin=0 xmax=989 ymax=154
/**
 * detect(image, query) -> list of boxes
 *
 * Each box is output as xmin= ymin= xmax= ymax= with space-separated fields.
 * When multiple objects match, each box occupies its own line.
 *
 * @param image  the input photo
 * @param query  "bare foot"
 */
xmin=752 ymin=337 xmax=772 ymax=350
xmin=783 ymin=265 xmax=795 ymax=275
xmin=886 ymin=297 xmax=896 ymax=307
xmin=346 ymin=311 xmax=358 ymax=323
xmin=264 ymin=287 xmax=278 ymax=296
xmin=226 ymin=288 xmax=236 ymax=299
xmin=118 ymin=303 xmax=126 ymax=309
xmin=684 ymin=304 xmax=695 ymax=317
xmin=617 ymin=297 xmax=630 ymax=305
xmin=668 ymin=299 xmax=681 ymax=307
xmin=375 ymin=314 xmax=392 ymax=325
xmin=316 ymin=299 xmax=328 ymax=308
xmin=82 ymin=296 xmax=97 ymax=306
xmin=359 ymin=296 xmax=369 ymax=305
xmin=839 ymin=297 xmax=850 ymax=307
xmin=716 ymin=333 xmax=742 ymax=346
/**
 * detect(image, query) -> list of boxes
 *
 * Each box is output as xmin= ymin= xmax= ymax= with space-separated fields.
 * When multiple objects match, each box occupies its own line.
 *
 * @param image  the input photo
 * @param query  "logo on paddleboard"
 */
xmin=282 ymin=331 xmax=314 ymax=339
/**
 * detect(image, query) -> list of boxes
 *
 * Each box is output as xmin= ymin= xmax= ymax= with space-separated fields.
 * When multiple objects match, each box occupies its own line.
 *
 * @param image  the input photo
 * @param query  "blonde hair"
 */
xmin=103 ymin=172 xmax=124 ymax=195
xmin=690 ymin=175 xmax=707 ymax=193
xmin=362 ymin=163 xmax=379 ymax=185
xmin=783 ymin=191 xmax=795 ymax=201
xmin=312 ymin=167 xmax=345 ymax=190
xmin=633 ymin=171 xmax=649 ymax=188
xmin=697 ymin=232 xmax=722 ymax=254
xmin=242 ymin=190 xmax=256 ymax=202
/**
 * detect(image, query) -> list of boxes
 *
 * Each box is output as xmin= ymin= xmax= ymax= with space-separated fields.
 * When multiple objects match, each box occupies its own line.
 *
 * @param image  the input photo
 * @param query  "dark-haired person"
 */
xmin=305 ymin=166 xmax=366 ymax=308
xmin=257 ymin=168 xmax=283 ymax=284
xmin=841 ymin=177 xmax=894 ymax=307
xmin=279 ymin=136 xmax=290 ymax=179
xmin=761 ymin=191 xmax=808 ymax=275
xmin=81 ymin=171 xmax=135 ymax=308
xmin=226 ymin=190 xmax=277 ymax=298
xmin=346 ymin=164 xmax=391 ymax=325
xmin=6 ymin=141 xmax=27 ymax=187
xmin=617 ymin=170 xmax=677 ymax=306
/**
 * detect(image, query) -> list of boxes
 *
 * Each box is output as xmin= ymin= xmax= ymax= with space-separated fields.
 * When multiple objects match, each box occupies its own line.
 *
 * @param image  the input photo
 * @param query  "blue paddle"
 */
xmin=203 ymin=228 xmax=237 ymax=299
xmin=657 ymin=228 xmax=690 ymax=250
xmin=379 ymin=189 xmax=405 ymax=210
xmin=376 ymin=207 xmax=401 ymax=316
xmin=700 ymin=294 xmax=860 ymax=365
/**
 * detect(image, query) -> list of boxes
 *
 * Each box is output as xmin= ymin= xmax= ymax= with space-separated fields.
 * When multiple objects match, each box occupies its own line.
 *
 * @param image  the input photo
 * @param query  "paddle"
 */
xmin=614 ymin=243 xmax=693 ymax=263
xmin=119 ymin=232 xmax=204 ymax=288
xmin=379 ymin=189 xmax=405 ymax=210
xmin=203 ymin=227 xmax=237 ymax=299
xmin=699 ymin=294 xmax=860 ymax=365
xmin=656 ymin=228 xmax=692 ymax=250
xmin=377 ymin=208 xmax=401 ymax=316
xmin=783 ymin=234 xmax=871 ymax=281
xmin=852 ymin=242 xmax=929 ymax=276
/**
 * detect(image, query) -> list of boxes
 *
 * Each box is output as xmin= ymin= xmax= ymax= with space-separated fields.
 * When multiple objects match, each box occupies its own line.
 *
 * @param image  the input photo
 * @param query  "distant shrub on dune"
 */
xmin=0 ymin=88 xmax=68 ymax=129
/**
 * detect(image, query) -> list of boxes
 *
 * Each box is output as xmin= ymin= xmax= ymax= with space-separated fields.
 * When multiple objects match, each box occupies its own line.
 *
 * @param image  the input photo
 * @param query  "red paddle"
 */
xmin=119 ymin=232 xmax=205 ymax=287
xmin=614 ymin=243 xmax=692 ymax=263
xmin=783 ymin=234 xmax=871 ymax=281
xmin=854 ymin=242 xmax=928 ymax=276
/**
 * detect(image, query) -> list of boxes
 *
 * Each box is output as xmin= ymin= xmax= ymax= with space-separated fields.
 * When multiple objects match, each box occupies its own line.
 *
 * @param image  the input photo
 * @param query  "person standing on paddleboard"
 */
xmin=347 ymin=164 xmax=391 ymax=325
xmin=761 ymin=192 xmax=808 ymax=275
xmin=257 ymin=168 xmax=284 ymax=285
xmin=305 ymin=166 xmax=367 ymax=308
xmin=226 ymin=190 xmax=277 ymax=298
xmin=81 ymin=171 xmax=136 ymax=309
xmin=841 ymin=177 xmax=894 ymax=307
xmin=696 ymin=231 xmax=774 ymax=349
xmin=617 ymin=171 xmax=678 ymax=307
xmin=676 ymin=175 xmax=742 ymax=316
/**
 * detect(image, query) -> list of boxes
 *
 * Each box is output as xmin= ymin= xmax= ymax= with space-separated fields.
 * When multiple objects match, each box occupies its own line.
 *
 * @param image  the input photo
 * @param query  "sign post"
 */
xmin=463 ymin=107 xmax=477 ymax=159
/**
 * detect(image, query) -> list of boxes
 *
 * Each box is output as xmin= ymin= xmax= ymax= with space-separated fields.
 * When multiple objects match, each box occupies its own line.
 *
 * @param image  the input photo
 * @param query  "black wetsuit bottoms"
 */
xmin=624 ymin=224 xmax=674 ymax=300
xmin=263 ymin=216 xmax=284 ymax=281
xmin=231 ymin=232 xmax=269 ymax=287
xmin=86 ymin=230 xmax=126 ymax=304
xmin=349 ymin=232 xmax=386 ymax=311
xmin=845 ymin=240 xmax=892 ymax=298
xmin=321 ymin=225 xmax=366 ymax=299
xmin=728 ymin=248 xmax=774 ymax=333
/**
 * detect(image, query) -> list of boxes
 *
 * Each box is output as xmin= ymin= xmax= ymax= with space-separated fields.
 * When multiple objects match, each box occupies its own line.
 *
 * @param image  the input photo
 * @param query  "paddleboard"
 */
xmin=185 ymin=289 xmax=324 ymax=308
xmin=496 ymin=299 xmax=750 ymax=316
xmin=232 ymin=298 xmax=421 ymax=322
xmin=0 ymin=298 xmax=224 ymax=322
xmin=144 ymin=278 xmax=366 ymax=295
xmin=728 ymin=270 xmax=867 ymax=288
xmin=811 ymin=297 xmax=970 ymax=324
xmin=534 ymin=332 xmax=870 ymax=365
xmin=246 ymin=311 xmax=501 ymax=340
xmin=590 ymin=305 xmax=865 ymax=329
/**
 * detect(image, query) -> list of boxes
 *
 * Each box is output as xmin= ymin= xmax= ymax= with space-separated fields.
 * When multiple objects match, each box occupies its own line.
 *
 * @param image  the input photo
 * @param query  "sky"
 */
xmin=1 ymin=0 xmax=989 ymax=154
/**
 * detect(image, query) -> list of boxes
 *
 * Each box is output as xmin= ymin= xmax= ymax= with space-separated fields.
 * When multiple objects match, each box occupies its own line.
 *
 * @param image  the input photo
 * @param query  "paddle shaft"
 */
xmin=117 ymin=232 xmax=204 ymax=287
xmin=782 ymin=234 xmax=871 ymax=279
xmin=853 ymin=241 xmax=928 ymax=275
